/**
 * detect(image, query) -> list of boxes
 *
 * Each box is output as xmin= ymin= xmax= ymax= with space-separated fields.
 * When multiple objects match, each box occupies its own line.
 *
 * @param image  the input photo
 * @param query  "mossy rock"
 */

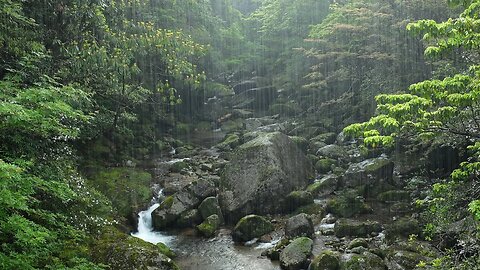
xmin=384 ymin=217 xmax=420 ymax=242
xmin=326 ymin=191 xmax=371 ymax=218
xmin=285 ymin=191 xmax=314 ymax=212
xmin=197 ymin=214 xmax=220 ymax=237
xmin=315 ymin=158 xmax=336 ymax=174
xmin=176 ymin=209 xmax=201 ymax=228
xmin=157 ymin=242 xmax=176 ymax=258
xmin=348 ymin=238 xmax=368 ymax=249
xmin=169 ymin=161 xmax=188 ymax=173
xmin=92 ymin=227 xmax=179 ymax=270
xmin=386 ymin=250 xmax=429 ymax=269
xmin=311 ymin=133 xmax=337 ymax=145
xmin=334 ymin=219 xmax=382 ymax=238
xmin=279 ymin=237 xmax=314 ymax=270
xmin=232 ymin=214 xmax=274 ymax=242
xmin=310 ymin=250 xmax=340 ymax=270
xmin=307 ymin=175 xmax=339 ymax=196
xmin=198 ymin=197 xmax=224 ymax=223
xmin=289 ymin=136 xmax=309 ymax=152
xmin=216 ymin=133 xmax=241 ymax=150
xmin=159 ymin=196 xmax=174 ymax=210
xmin=262 ymin=238 xmax=290 ymax=260
xmin=377 ymin=190 xmax=410 ymax=202
xmin=340 ymin=252 xmax=385 ymax=270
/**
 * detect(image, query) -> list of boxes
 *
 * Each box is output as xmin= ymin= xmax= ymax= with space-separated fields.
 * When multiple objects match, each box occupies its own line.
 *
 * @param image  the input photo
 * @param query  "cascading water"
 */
xmin=131 ymin=190 xmax=174 ymax=245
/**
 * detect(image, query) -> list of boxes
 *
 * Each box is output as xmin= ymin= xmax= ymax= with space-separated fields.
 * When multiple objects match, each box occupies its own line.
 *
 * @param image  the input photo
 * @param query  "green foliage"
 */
xmin=345 ymin=2 xmax=480 ymax=267
xmin=88 ymin=168 xmax=152 ymax=220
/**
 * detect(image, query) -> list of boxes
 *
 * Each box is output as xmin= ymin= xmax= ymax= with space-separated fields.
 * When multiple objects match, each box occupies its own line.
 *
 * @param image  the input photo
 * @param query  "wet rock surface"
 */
xmin=219 ymin=132 xmax=313 ymax=222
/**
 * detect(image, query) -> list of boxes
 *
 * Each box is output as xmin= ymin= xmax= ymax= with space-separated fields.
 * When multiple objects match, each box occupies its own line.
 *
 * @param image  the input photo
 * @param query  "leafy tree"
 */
xmin=344 ymin=1 xmax=480 ymax=267
xmin=304 ymin=0 xmax=456 ymax=125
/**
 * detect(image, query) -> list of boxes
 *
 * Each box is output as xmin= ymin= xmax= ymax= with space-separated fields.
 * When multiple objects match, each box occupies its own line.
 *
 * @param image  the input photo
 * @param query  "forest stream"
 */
xmin=132 ymin=194 xmax=280 ymax=270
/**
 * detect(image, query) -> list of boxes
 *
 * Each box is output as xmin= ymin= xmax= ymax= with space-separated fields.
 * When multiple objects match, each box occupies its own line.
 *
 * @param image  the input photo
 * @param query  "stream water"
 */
xmin=132 ymin=201 xmax=280 ymax=270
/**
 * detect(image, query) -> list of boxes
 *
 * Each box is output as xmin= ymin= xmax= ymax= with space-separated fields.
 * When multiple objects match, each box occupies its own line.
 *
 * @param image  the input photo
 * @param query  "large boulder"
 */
xmin=334 ymin=219 xmax=382 ymax=238
xmin=279 ymin=237 xmax=314 ymax=270
xmin=232 ymin=214 xmax=274 ymax=242
xmin=307 ymin=175 xmax=339 ymax=196
xmin=198 ymin=197 xmax=224 ymax=223
xmin=309 ymin=250 xmax=340 ymax=270
xmin=285 ymin=213 xmax=314 ymax=239
xmin=220 ymin=132 xmax=313 ymax=222
xmin=197 ymin=214 xmax=221 ymax=237
xmin=343 ymin=157 xmax=394 ymax=188
xmin=285 ymin=191 xmax=314 ymax=212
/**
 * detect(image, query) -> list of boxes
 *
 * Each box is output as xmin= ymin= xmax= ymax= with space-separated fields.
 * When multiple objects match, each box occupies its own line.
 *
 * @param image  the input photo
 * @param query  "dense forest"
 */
xmin=1 ymin=0 xmax=479 ymax=269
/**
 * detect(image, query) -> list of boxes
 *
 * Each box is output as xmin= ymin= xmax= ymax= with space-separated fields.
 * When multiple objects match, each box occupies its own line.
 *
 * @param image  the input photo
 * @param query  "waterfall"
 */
xmin=131 ymin=190 xmax=173 ymax=244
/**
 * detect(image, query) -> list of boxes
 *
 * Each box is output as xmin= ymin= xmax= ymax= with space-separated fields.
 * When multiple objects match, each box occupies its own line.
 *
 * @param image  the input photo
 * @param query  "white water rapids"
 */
xmin=131 ymin=195 xmax=174 ymax=244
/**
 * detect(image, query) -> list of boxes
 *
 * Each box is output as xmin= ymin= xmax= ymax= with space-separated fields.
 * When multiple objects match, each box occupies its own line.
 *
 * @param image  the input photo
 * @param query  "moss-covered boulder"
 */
xmin=285 ymin=213 xmax=314 ymax=239
xmin=309 ymin=250 xmax=340 ymax=270
xmin=232 ymin=214 xmax=274 ymax=242
xmin=384 ymin=217 xmax=421 ymax=242
xmin=285 ymin=191 xmax=314 ymax=212
xmin=311 ymin=133 xmax=337 ymax=145
xmin=198 ymin=197 xmax=223 ymax=223
xmin=339 ymin=252 xmax=385 ymax=270
xmin=334 ymin=219 xmax=382 ymax=238
xmin=197 ymin=214 xmax=221 ymax=237
xmin=316 ymin=145 xmax=348 ymax=161
xmin=315 ymin=158 xmax=336 ymax=174
xmin=220 ymin=132 xmax=313 ymax=222
xmin=176 ymin=209 xmax=201 ymax=228
xmin=343 ymin=157 xmax=394 ymax=188
xmin=348 ymin=238 xmax=369 ymax=249
xmin=262 ymin=238 xmax=290 ymax=260
xmin=169 ymin=160 xmax=189 ymax=173
xmin=307 ymin=175 xmax=339 ymax=196
xmin=326 ymin=191 xmax=371 ymax=218
xmin=386 ymin=250 xmax=428 ymax=270
xmin=216 ymin=133 xmax=241 ymax=150
xmin=279 ymin=237 xmax=314 ymax=270
xmin=289 ymin=136 xmax=309 ymax=152
xmin=92 ymin=227 xmax=179 ymax=270
xmin=377 ymin=190 xmax=410 ymax=202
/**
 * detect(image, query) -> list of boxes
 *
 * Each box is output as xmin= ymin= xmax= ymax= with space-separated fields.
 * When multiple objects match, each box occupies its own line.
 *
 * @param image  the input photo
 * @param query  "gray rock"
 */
xmin=232 ymin=214 xmax=274 ymax=242
xmin=197 ymin=214 xmax=221 ymax=237
xmin=279 ymin=237 xmax=313 ymax=270
xmin=285 ymin=213 xmax=314 ymax=239
xmin=198 ymin=196 xmax=224 ymax=223
xmin=334 ymin=219 xmax=382 ymax=238
xmin=219 ymin=132 xmax=313 ymax=222
xmin=307 ymin=175 xmax=339 ymax=196
xmin=153 ymin=178 xmax=215 ymax=230
xmin=343 ymin=157 xmax=394 ymax=188
xmin=386 ymin=250 xmax=428 ymax=270
xmin=316 ymin=144 xmax=348 ymax=160
xmin=309 ymin=250 xmax=340 ymax=270
xmin=285 ymin=191 xmax=314 ymax=212
xmin=176 ymin=209 xmax=202 ymax=228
